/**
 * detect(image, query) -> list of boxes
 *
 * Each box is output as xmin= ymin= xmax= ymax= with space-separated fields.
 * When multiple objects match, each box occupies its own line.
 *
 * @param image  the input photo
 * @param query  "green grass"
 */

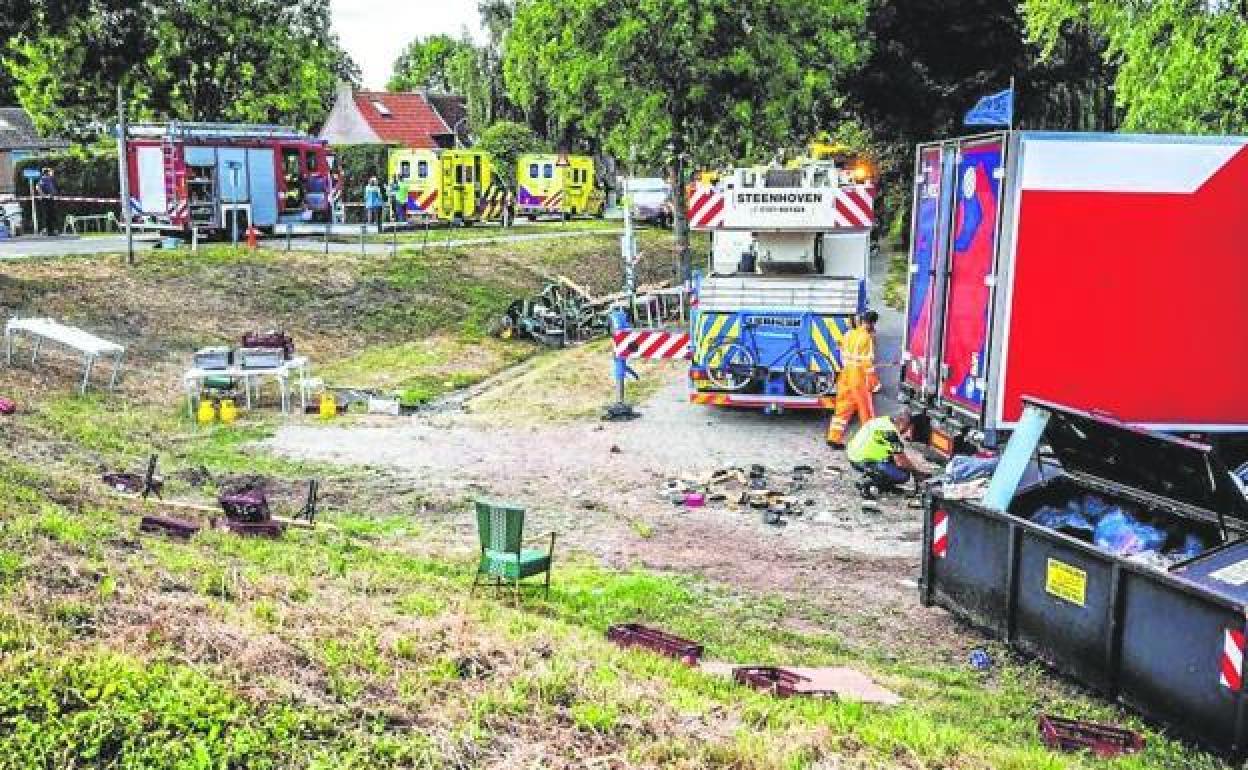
xmin=882 ymin=248 xmax=908 ymax=310
xmin=0 ymin=453 xmax=1232 ymax=768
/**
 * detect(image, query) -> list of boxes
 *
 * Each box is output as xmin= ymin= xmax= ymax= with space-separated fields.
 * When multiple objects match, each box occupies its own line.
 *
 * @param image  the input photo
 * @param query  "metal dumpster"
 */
xmin=921 ymin=398 xmax=1248 ymax=755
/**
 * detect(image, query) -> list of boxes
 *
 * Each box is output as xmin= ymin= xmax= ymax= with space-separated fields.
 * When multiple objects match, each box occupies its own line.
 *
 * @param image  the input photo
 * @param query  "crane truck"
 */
xmin=687 ymin=159 xmax=876 ymax=413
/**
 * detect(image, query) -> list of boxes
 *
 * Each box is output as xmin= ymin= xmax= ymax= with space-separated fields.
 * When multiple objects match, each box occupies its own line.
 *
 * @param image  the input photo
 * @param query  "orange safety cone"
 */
xmin=245 ymin=225 xmax=259 ymax=249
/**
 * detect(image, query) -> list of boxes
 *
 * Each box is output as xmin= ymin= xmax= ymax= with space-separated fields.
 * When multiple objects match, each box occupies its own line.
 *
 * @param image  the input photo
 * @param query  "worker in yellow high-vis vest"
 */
xmin=826 ymin=310 xmax=882 ymax=448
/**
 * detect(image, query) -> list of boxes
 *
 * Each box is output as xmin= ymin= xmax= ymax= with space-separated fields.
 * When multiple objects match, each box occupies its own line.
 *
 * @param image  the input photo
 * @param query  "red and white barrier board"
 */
xmin=612 ymin=330 xmax=691 ymax=360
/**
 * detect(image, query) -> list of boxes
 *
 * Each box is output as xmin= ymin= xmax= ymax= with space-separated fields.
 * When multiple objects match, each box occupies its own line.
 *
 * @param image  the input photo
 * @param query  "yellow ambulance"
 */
xmin=515 ymin=153 xmax=605 ymax=219
xmin=388 ymin=148 xmax=502 ymax=224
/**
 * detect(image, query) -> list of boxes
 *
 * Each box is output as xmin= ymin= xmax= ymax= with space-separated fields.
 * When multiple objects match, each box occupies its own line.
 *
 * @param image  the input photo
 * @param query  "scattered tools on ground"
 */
xmin=661 ymin=464 xmax=817 ymax=526
xmin=103 ymin=454 xmax=164 ymax=499
xmin=606 ymin=624 xmax=703 ymax=666
xmin=1037 ymin=715 xmax=1144 ymax=758
xmin=216 ymin=479 xmax=319 ymax=537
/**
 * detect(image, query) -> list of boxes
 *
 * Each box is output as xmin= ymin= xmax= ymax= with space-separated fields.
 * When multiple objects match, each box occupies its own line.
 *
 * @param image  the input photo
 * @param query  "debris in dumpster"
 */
xmin=607 ymin=623 xmax=704 ymax=664
xmin=139 ymin=514 xmax=200 ymax=539
xmin=1029 ymin=492 xmax=1210 ymax=566
xmin=1037 ymin=714 xmax=1144 ymax=758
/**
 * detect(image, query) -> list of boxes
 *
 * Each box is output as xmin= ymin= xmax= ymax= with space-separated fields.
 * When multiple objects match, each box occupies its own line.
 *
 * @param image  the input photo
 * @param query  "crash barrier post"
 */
xmin=191 ymin=227 xmax=199 ymax=253
xmin=359 ymin=223 xmax=366 ymax=256
xmin=286 ymin=223 xmax=292 ymax=252
xmin=604 ymin=312 xmax=693 ymax=421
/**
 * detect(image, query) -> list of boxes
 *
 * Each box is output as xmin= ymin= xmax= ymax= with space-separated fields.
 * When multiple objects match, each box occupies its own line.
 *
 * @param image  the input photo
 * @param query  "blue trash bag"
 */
xmin=944 ymin=455 xmax=999 ymax=483
xmin=1080 ymin=493 xmax=1113 ymax=524
xmin=1031 ymin=505 xmax=1094 ymax=538
xmin=1172 ymin=532 xmax=1207 ymax=561
xmin=1093 ymin=508 xmax=1167 ymax=556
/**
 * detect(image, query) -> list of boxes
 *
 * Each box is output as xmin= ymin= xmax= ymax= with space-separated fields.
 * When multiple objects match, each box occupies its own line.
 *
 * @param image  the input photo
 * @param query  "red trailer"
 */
xmin=900 ymin=131 xmax=1248 ymax=453
xmin=124 ymin=122 xmax=338 ymax=234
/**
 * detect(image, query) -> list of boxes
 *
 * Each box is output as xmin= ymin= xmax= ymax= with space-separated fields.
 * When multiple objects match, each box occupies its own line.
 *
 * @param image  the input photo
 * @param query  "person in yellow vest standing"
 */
xmin=826 ymin=310 xmax=881 ymax=448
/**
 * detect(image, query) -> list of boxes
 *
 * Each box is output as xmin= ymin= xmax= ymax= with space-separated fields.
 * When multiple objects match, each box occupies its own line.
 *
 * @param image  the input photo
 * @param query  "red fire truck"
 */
xmin=124 ymin=122 xmax=338 ymax=234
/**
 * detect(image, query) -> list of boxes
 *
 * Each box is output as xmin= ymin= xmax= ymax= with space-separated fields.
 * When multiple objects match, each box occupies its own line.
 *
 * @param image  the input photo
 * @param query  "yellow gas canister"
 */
xmin=196 ymin=399 xmax=216 ymax=425
xmin=319 ymin=392 xmax=337 ymax=419
xmin=219 ymin=399 xmax=238 ymax=424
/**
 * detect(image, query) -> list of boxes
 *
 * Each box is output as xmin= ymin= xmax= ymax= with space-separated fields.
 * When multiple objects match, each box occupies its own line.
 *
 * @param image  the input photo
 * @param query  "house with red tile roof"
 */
xmin=319 ymin=85 xmax=469 ymax=149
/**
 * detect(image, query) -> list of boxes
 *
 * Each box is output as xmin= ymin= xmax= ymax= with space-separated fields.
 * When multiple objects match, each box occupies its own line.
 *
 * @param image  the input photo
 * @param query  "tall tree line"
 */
xmin=2 ymin=0 xmax=356 ymax=141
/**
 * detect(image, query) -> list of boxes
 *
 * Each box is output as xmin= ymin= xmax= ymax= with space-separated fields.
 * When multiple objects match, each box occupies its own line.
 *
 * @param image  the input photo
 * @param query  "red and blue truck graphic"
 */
xmin=900 ymin=131 xmax=1248 ymax=452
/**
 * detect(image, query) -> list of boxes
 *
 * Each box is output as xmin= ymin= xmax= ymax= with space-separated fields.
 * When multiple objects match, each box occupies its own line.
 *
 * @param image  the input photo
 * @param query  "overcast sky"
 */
xmin=331 ymin=1 xmax=485 ymax=90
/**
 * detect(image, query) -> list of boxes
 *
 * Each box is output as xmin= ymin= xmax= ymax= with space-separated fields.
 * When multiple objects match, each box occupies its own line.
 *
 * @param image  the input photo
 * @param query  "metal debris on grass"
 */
xmin=1037 ymin=714 xmax=1145 ymax=758
xmin=606 ymin=623 xmax=704 ymax=665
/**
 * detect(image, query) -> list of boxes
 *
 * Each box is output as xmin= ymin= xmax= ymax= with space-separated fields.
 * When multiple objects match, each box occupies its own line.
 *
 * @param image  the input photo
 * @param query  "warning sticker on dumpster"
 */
xmin=1209 ymin=560 xmax=1248 ymax=586
xmin=1046 ymin=559 xmax=1087 ymax=607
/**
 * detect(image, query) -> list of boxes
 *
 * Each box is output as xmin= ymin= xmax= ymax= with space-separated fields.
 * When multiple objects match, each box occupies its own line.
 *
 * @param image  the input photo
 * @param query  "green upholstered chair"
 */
xmin=471 ymin=499 xmax=556 ymax=601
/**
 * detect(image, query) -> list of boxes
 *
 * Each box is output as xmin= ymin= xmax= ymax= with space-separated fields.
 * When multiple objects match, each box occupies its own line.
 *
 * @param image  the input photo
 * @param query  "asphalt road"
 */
xmin=0 ymin=235 xmax=158 ymax=260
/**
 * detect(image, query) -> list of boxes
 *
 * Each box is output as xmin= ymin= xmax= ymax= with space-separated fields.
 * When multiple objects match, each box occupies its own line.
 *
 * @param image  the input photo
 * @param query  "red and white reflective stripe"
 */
xmin=546 ymin=191 xmax=564 ymax=211
xmin=932 ymin=510 xmax=949 ymax=558
xmin=687 ymin=186 xmax=725 ymax=229
xmin=169 ymin=201 xmax=188 ymax=220
xmin=612 ymin=330 xmax=691 ymax=360
xmin=1221 ymin=628 xmax=1245 ymax=691
xmin=831 ymin=184 xmax=875 ymax=228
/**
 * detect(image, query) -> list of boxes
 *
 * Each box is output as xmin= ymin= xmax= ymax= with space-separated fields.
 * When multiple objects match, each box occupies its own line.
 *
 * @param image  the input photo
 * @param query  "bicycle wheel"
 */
xmin=784 ymin=349 xmax=837 ymax=397
xmin=704 ymin=342 xmax=756 ymax=392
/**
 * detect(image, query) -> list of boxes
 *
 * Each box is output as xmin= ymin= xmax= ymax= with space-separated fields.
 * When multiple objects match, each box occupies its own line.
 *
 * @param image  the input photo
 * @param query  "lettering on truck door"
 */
xmin=937 ymin=136 xmax=1006 ymax=418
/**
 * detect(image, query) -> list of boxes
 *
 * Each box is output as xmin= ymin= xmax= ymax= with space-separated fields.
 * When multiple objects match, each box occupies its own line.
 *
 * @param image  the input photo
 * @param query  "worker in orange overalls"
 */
xmin=826 ymin=310 xmax=881 ymax=449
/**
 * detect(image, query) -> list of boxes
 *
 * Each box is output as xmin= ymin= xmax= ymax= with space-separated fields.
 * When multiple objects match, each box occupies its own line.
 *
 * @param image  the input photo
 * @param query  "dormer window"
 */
xmin=372 ymin=100 xmax=392 ymax=118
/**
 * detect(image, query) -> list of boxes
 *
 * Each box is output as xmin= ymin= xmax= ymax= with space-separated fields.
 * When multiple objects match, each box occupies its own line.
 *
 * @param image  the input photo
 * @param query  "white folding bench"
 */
xmin=4 ymin=318 xmax=126 ymax=394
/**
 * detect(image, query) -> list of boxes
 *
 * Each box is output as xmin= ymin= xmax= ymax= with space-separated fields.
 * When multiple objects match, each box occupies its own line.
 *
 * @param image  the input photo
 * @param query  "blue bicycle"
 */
xmin=704 ymin=318 xmax=837 ymax=396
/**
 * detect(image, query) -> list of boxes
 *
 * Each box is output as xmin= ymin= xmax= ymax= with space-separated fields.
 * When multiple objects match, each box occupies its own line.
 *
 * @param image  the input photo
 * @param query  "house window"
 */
xmin=543 ymin=164 xmax=553 ymax=179
xmin=528 ymin=163 xmax=539 ymax=179
xmin=371 ymin=100 xmax=392 ymax=117
xmin=418 ymin=161 xmax=429 ymax=179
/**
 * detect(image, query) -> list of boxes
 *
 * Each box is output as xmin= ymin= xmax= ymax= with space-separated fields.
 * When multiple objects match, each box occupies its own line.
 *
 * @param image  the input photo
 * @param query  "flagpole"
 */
xmin=1009 ymin=76 xmax=1016 ymax=130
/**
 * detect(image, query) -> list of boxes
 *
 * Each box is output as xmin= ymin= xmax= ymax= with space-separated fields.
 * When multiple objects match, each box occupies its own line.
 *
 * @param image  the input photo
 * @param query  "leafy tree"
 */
xmin=476 ymin=120 xmax=543 ymax=189
xmin=506 ymin=0 xmax=867 ymax=278
xmin=388 ymin=34 xmax=473 ymax=93
xmin=4 ymin=0 xmax=356 ymax=141
xmin=1024 ymin=0 xmax=1248 ymax=133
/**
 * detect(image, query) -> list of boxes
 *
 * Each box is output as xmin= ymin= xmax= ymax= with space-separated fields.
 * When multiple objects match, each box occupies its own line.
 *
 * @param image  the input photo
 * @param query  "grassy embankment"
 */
xmin=0 ymin=234 xmax=1228 ymax=768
